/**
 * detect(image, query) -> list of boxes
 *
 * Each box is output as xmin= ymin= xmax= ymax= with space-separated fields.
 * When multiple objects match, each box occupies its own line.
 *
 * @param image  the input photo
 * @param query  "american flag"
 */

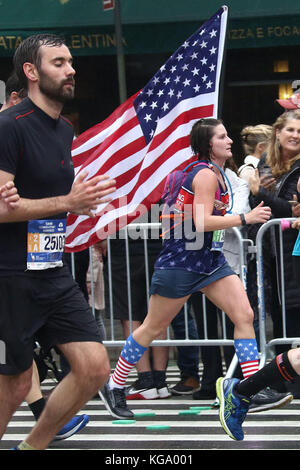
xmin=65 ymin=6 xmax=228 ymax=252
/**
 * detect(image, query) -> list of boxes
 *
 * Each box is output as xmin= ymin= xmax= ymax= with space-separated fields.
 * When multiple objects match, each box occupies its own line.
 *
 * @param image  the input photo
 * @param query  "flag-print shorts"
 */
xmin=0 ymin=266 xmax=102 ymax=375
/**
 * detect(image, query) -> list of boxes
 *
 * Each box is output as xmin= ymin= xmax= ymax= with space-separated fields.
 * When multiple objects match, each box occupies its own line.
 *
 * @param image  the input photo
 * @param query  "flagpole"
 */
xmin=217 ymin=5 xmax=229 ymax=118
xmin=114 ymin=0 xmax=127 ymax=104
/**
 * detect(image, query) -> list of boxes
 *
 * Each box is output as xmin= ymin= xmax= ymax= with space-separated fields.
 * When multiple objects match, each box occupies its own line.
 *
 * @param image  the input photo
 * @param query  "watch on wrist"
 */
xmin=239 ymin=213 xmax=247 ymax=226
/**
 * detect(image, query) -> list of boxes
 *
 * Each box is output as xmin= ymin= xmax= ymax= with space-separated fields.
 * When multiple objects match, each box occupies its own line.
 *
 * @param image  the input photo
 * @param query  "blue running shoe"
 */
xmin=53 ymin=414 xmax=90 ymax=441
xmin=216 ymin=377 xmax=250 ymax=441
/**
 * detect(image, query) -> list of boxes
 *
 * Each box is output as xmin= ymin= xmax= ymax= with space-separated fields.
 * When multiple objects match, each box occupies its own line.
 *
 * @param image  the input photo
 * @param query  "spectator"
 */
xmin=170 ymin=301 xmax=200 ymax=396
xmin=238 ymin=124 xmax=272 ymax=183
xmin=87 ymin=245 xmax=107 ymax=341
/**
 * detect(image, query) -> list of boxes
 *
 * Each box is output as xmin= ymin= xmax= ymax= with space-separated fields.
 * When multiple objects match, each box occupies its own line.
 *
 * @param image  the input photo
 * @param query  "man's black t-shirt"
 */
xmin=0 ymin=97 xmax=74 ymax=274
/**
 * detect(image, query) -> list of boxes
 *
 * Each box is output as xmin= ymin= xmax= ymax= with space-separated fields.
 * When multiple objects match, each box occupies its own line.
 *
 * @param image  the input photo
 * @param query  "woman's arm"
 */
xmin=192 ymin=168 xmax=271 ymax=232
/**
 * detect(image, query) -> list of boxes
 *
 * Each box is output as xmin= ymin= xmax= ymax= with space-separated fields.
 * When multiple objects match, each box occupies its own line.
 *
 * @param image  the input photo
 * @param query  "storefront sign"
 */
xmin=228 ymin=16 xmax=300 ymax=48
xmin=0 ymin=15 xmax=300 ymax=57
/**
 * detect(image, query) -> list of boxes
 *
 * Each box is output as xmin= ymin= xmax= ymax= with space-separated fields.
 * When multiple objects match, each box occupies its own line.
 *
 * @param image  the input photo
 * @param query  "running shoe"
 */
xmin=216 ymin=377 xmax=250 ymax=441
xmin=99 ymin=383 xmax=134 ymax=419
xmin=248 ymin=387 xmax=293 ymax=413
xmin=53 ymin=414 xmax=90 ymax=441
xmin=126 ymin=382 xmax=159 ymax=400
xmin=170 ymin=377 xmax=200 ymax=396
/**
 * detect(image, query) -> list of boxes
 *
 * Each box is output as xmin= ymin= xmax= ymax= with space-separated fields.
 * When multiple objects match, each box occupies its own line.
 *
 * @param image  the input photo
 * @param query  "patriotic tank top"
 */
xmin=155 ymin=163 xmax=229 ymax=275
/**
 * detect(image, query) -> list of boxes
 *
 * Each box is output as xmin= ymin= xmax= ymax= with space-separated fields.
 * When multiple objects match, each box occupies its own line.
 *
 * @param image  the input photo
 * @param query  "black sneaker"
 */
xmin=170 ymin=377 xmax=200 ymax=396
xmin=98 ymin=383 xmax=134 ymax=419
xmin=248 ymin=387 xmax=293 ymax=413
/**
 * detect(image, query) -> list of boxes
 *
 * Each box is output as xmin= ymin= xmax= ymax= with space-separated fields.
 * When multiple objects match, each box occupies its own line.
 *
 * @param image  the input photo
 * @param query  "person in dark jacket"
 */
xmin=249 ymin=110 xmax=300 ymax=398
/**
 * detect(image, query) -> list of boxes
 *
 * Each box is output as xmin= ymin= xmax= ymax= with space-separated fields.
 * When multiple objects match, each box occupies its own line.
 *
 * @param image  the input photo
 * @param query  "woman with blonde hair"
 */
xmin=238 ymin=124 xmax=272 ymax=183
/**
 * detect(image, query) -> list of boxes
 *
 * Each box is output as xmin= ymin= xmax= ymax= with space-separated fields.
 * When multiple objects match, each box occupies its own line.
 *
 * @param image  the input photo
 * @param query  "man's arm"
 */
xmin=0 ymin=169 xmax=116 ymax=223
xmin=0 ymin=180 xmax=20 ymax=220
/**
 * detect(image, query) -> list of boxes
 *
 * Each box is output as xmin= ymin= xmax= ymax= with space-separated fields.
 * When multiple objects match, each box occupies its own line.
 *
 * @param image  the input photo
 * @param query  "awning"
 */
xmin=0 ymin=0 xmax=300 ymax=56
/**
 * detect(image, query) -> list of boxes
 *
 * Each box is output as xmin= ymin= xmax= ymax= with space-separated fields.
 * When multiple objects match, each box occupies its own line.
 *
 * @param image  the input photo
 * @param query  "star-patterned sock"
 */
xmin=234 ymin=338 xmax=259 ymax=379
xmin=109 ymin=334 xmax=147 ymax=389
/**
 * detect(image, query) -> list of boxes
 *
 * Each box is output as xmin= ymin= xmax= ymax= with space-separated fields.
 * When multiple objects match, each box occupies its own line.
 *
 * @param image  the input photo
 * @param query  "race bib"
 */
xmin=211 ymin=229 xmax=225 ymax=252
xmin=27 ymin=219 xmax=66 ymax=270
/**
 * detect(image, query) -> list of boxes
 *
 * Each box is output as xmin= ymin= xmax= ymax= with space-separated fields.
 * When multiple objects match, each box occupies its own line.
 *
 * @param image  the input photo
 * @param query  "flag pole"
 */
xmin=114 ymin=0 xmax=127 ymax=104
xmin=217 ymin=5 xmax=229 ymax=118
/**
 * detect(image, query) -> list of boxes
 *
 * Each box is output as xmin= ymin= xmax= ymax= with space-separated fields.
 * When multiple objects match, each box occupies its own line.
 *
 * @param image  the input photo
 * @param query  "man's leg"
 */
xmin=0 ymin=366 xmax=33 ymax=439
xmin=25 ymin=359 xmax=90 ymax=441
xmin=24 ymin=341 xmax=110 ymax=450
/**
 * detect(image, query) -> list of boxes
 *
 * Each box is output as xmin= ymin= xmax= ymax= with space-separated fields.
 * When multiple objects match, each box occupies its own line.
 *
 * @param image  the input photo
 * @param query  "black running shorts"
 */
xmin=0 ymin=267 xmax=102 ymax=375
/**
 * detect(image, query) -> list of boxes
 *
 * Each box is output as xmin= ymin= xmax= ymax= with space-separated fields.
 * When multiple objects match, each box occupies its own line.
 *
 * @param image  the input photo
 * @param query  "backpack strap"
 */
xmin=187 ymin=159 xmax=234 ymax=213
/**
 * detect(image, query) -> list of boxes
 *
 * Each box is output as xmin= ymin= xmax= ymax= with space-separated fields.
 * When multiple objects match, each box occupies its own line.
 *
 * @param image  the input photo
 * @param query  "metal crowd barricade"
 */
xmin=83 ymin=222 xmax=252 ymax=378
xmin=256 ymin=218 xmax=297 ymax=368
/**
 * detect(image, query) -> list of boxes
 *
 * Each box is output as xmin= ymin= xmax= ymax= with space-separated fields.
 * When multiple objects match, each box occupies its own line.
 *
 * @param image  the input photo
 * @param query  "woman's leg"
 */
xmin=201 ymin=275 xmax=254 ymax=339
xmin=201 ymin=274 xmax=259 ymax=379
xmin=109 ymin=294 xmax=189 ymax=389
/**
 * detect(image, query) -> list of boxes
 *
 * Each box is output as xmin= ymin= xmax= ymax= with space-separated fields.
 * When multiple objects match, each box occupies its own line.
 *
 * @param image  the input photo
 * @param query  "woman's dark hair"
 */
xmin=190 ymin=118 xmax=223 ymax=160
xmin=13 ymin=34 xmax=66 ymax=90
